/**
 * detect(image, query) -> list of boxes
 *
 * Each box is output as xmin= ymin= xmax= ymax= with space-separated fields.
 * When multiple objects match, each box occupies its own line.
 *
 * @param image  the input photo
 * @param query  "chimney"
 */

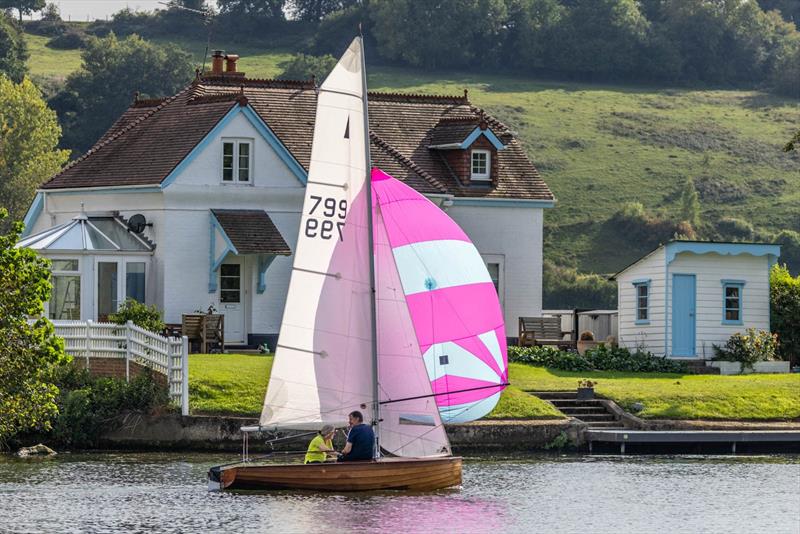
xmin=211 ymin=50 xmax=225 ymax=75
xmin=225 ymin=54 xmax=240 ymax=74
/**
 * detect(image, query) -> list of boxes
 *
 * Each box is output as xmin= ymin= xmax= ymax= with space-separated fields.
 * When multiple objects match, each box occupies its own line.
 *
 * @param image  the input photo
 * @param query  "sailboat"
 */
xmin=208 ymin=36 xmax=508 ymax=492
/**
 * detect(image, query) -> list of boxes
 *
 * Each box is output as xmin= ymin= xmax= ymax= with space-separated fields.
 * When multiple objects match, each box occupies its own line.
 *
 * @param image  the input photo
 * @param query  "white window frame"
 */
xmin=470 ymin=149 xmax=491 ymax=181
xmin=49 ymin=257 xmax=81 ymax=321
xmin=221 ymin=138 xmax=253 ymax=184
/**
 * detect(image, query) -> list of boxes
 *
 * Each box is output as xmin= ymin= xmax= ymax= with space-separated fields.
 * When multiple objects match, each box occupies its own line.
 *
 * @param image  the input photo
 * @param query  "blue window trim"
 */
xmin=721 ymin=280 xmax=744 ymax=325
xmin=632 ymin=279 xmax=651 ymax=325
xmin=163 ymin=103 xmax=307 ymax=189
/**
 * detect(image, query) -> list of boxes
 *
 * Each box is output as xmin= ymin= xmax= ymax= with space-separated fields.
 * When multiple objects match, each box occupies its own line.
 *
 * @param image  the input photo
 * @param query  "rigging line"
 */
xmin=291 ymin=267 xmax=342 ymax=279
xmin=380 ymin=382 xmax=510 ymax=406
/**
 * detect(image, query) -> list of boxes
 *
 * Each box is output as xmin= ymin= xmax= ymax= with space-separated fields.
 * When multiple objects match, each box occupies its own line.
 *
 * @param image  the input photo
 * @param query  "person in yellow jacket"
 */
xmin=304 ymin=424 xmax=338 ymax=463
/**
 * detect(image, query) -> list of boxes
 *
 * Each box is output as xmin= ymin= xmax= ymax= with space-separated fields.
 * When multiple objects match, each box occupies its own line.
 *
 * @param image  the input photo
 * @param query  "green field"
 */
xmin=188 ymin=353 xmax=799 ymax=421
xmin=188 ymin=353 xmax=559 ymax=419
xmin=509 ymin=363 xmax=800 ymax=420
xmin=25 ymin=32 xmax=800 ymax=274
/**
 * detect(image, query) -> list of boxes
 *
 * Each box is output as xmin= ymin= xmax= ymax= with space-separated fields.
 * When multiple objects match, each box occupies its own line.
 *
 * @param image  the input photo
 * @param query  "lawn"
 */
xmin=509 ymin=363 xmax=800 ymax=420
xmin=188 ymin=353 xmax=559 ymax=419
xmin=25 ymin=31 xmax=799 ymax=274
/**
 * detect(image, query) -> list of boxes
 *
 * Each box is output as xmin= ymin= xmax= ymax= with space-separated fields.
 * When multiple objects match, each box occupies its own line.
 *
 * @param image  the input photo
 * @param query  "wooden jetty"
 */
xmin=586 ymin=429 xmax=800 ymax=454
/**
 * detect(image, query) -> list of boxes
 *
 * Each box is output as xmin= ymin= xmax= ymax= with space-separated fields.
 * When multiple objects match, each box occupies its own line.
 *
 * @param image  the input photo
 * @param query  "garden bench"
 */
xmin=518 ymin=316 xmax=575 ymax=349
xmin=181 ymin=313 xmax=225 ymax=353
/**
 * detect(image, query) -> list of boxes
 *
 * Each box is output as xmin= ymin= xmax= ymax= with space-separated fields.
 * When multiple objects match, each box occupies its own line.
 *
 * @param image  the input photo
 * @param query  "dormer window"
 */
xmin=471 ymin=149 xmax=491 ymax=181
xmin=222 ymin=139 xmax=252 ymax=183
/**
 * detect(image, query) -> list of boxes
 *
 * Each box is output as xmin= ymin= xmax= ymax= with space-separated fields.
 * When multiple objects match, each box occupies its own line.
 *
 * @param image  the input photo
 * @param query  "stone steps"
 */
xmin=528 ymin=391 xmax=627 ymax=429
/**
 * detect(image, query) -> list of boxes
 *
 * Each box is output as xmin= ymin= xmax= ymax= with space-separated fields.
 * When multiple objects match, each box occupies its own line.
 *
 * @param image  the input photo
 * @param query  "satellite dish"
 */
xmin=127 ymin=214 xmax=147 ymax=234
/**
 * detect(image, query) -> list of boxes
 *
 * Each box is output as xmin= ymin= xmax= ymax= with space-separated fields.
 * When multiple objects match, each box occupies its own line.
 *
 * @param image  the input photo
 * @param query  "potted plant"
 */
xmin=577 ymin=379 xmax=596 ymax=400
xmin=576 ymin=330 xmax=599 ymax=355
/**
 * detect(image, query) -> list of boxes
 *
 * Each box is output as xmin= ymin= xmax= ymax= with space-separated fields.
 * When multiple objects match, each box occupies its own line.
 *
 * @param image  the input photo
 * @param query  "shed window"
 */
xmin=633 ymin=280 xmax=650 ymax=324
xmin=722 ymin=281 xmax=744 ymax=324
xmin=222 ymin=140 xmax=252 ymax=183
xmin=471 ymin=149 xmax=491 ymax=181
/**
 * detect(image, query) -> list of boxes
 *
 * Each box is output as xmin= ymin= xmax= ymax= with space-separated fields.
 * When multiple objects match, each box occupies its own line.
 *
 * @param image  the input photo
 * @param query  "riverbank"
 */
xmin=99 ymin=414 xmax=579 ymax=453
xmin=94 ymin=414 xmax=800 ymax=454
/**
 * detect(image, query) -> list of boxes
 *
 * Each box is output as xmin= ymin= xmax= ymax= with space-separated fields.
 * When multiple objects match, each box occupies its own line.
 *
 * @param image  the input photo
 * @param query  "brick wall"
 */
xmin=72 ymin=358 xmax=168 ymax=388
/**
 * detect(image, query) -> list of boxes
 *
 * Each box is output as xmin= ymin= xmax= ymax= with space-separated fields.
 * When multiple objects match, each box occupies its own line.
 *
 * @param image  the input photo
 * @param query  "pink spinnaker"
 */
xmin=372 ymin=168 xmax=508 ymax=423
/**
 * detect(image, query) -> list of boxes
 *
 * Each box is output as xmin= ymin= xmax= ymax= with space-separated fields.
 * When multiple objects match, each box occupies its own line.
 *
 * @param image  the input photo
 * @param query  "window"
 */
xmin=486 ymin=262 xmax=500 ymax=295
xmin=222 ymin=140 xmax=252 ymax=183
xmin=471 ymin=149 xmax=491 ymax=181
xmin=632 ymin=280 xmax=650 ymax=324
xmin=126 ymin=262 xmax=146 ymax=303
xmin=220 ymin=264 xmax=241 ymax=303
xmin=50 ymin=259 xmax=80 ymax=320
xmin=722 ymin=280 xmax=744 ymax=324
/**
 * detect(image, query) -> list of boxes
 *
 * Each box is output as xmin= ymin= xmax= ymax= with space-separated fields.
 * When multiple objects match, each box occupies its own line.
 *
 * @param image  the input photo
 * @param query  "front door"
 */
xmin=672 ymin=274 xmax=696 ymax=357
xmin=220 ymin=259 xmax=245 ymax=344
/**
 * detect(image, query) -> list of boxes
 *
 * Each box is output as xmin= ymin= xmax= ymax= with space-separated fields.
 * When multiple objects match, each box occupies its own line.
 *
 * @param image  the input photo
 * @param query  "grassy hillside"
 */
xmin=26 ymin=33 xmax=799 ymax=275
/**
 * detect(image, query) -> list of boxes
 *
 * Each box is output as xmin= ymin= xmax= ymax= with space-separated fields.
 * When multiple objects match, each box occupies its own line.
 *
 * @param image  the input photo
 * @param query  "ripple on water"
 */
xmin=0 ymin=453 xmax=798 ymax=534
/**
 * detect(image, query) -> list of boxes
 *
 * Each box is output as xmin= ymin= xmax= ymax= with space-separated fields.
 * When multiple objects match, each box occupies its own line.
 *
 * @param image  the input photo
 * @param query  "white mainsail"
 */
xmin=259 ymin=38 xmax=373 ymax=429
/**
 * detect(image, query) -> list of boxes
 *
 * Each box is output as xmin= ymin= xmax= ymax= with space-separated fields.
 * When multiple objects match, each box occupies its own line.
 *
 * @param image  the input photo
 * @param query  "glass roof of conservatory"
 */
xmin=16 ymin=213 xmax=154 ymax=252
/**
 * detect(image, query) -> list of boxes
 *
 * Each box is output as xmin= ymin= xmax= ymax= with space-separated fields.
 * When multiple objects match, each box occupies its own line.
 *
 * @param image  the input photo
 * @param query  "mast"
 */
xmin=360 ymin=35 xmax=380 ymax=459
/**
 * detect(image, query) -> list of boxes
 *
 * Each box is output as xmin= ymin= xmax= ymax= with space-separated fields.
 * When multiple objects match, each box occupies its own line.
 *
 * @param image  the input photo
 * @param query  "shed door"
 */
xmin=672 ymin=274 xmax=696 ymax=357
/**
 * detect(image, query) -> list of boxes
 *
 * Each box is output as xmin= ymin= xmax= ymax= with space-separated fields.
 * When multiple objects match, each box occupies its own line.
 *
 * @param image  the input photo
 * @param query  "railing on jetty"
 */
xmin=51 ymin=320 xmax=189 ymax=416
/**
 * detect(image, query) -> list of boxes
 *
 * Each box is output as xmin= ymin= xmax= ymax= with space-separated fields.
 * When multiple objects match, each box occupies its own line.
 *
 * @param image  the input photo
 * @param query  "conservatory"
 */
xmin=16 ymin=212 xmax=155 ymax=322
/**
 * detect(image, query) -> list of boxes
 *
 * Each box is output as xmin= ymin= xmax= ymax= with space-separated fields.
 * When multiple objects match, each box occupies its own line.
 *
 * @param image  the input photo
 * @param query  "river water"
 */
xmin=0 ymin=452 xmax=798 ymax=533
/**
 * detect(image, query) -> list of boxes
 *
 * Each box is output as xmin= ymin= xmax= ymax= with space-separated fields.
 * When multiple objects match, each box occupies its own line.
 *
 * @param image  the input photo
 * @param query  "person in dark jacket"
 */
xmin=338 ymin=410 xmax=375 ymax=461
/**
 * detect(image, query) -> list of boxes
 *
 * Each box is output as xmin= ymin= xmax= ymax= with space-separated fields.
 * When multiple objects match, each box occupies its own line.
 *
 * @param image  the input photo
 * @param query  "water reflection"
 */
xmin=0 ymin=453 xmax=798 ymax=534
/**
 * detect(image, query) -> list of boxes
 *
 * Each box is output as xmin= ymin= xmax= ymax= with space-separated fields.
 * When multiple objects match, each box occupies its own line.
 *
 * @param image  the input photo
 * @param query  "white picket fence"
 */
xmin=52 ymin=320 xmax=189 ymax=415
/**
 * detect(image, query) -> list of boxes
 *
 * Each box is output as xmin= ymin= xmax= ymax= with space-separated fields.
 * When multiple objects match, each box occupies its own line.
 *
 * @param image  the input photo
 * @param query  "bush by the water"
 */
xmin=109 ymin=298 xmax=165 ymax=333
xmin=49 ymin=365 xmax=169 ymax=447
xmin=508 ymin=345 xmax=688 ymax=374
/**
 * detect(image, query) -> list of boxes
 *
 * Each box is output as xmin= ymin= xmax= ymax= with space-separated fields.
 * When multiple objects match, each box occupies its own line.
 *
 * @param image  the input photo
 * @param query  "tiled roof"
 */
xmin=42 ymin=76 xmax=553 ymax=201
xmin=211 ymin=209 xmax=291 ymax=255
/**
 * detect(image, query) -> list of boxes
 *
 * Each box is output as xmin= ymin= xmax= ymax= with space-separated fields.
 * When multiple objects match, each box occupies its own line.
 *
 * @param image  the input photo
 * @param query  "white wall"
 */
xmin=667 ymin=252 xmax=770 ymax=358
xmin=447 ymin=204 xmax=544 ymax=338
xmin=616 ymin=248 xmax=667 ymax=355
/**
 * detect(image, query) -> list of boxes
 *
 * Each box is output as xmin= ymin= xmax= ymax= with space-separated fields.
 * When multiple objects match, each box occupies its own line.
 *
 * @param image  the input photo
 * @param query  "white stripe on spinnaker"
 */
xmin=439 ymin=392 xmax=502 ymax=423
xmin=392 ymin=239 xmax=492 ymax=295
xmin=478 ymin=330 xmax=506 ymax=373
xmin=422 ymin=341 xmax=503 ymax=384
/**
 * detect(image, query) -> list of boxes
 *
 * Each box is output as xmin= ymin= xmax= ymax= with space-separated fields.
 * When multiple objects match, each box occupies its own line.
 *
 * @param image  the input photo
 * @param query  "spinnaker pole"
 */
xmin=360 ymin=35 xmax=380 ymax=459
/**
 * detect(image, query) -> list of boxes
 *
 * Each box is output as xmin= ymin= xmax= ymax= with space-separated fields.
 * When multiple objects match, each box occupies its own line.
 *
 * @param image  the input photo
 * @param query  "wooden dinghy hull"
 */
xmin=209 ymin=457 xmax=462 ymax=492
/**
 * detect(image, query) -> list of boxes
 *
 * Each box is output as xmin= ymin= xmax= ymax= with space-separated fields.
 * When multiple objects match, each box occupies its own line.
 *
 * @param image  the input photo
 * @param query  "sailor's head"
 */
xmin=348 ymin=411 xmax=364 ymax=426
xmin=319 ymin=424 xmax=335 ymax=439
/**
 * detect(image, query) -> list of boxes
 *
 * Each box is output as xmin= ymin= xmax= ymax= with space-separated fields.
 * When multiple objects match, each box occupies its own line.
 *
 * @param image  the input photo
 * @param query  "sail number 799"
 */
xmin=305 ymin=195 xmax=347 ymax=241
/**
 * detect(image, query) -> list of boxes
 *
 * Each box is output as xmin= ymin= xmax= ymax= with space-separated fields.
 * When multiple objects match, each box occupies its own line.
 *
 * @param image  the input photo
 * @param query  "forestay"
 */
xmin=260 ymin=38 xmax=373 ymax=430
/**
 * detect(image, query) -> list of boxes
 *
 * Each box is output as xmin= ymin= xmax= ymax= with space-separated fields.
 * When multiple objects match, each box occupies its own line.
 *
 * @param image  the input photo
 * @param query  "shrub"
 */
xmin=542 ymin=260 xmax=617 ymax=309
xmin=46 ymin=30 xmax=87 ymax=50
xmin=712 ymin=328 xmax=778 ymax=370
xmin=277 ymin=53 xmax=338 ymax=81
xmin=109 ymin=298 xmax=165 ymax=333
xmin=770 ymin=264 xmax=800 ymax=364
xmin=716 ymin=217 xmax=754 ymax=240
xmin=50 ymin=367 xmax=169 ymax=447
xmin=508 ymin=344 xmax=688 ymax=373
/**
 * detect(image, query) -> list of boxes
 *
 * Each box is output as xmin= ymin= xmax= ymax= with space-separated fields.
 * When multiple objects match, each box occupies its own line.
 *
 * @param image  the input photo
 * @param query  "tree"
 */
xmin=371 ymin=0 xmax=508 ymax=69
xmin=0 ymin=77 xmax=69 ymax=231
xmin=679 ymin=177 xmax=700 ymax=229
xmin=0 ymin=13 xmax=27 ymax=82
xmin=217 ymin=0 xmax=285 ymax=19
xmin=277 ymin=53 xmax=337 ymax=80
xmin=786 ymin=130 xmax=800 ymax=152
xmin=770 ymin=264 xmax=800 ymax=364
xmin=0 ymin=209 xmax=69 ymax=447
xmin=289 ymin=0 xmax=356 ymax=21
xmin=0 ymin=0 xmax=45 ymax=21
xmin=49 ymin=33 xmax=194 ymax=155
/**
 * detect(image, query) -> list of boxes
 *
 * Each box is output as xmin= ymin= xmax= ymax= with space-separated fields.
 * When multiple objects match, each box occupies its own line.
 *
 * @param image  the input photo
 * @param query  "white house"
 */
xmin=612 ymin=241 xmax=780 ymax=359
xmin=19 ymin=53 xmax=554 ymax=347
